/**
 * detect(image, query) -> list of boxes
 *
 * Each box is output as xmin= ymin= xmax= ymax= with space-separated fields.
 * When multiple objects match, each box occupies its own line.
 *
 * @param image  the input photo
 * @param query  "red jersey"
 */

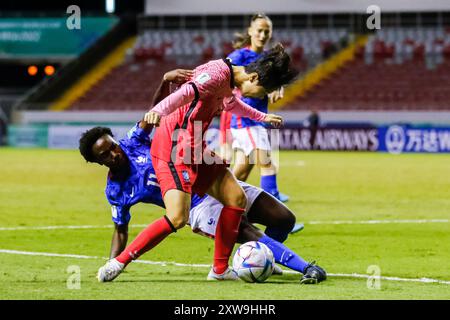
xmin=150 ymin=58 xmax=266 ymax=165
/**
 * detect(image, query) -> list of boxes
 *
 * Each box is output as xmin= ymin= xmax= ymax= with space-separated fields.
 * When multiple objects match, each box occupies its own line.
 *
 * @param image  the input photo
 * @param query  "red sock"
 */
xmin=116 ymin=216 xmax=175 ymax=265
xmin=213 ymin=206 xmax=245 ymax=274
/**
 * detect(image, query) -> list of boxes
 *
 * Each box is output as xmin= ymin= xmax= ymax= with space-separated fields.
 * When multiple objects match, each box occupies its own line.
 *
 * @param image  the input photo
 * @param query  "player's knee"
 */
xmin=170 ymin=216 xmax=187 ymax=229
xmin=166 ymin=212 xmax=188 ymax=229
xmin=280 ymin=209 xmax=296 ymax=231
xmin=233 ymin=191 xmax=248 ymax=209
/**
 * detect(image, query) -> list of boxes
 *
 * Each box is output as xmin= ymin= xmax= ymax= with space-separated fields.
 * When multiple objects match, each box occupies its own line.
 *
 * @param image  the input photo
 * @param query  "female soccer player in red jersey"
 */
xmin=98 ymin=44 xmax=297 ymax=282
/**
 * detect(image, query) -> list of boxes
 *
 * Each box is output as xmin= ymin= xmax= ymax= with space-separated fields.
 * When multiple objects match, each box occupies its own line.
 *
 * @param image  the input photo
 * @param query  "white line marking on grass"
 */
xmin=1 ymin=219 xmax=448 ymax=231
xmin=1 ymin=249 xmax=449 ymax=285
xmin=0 ymin=249 xmax=99 ymax=260
xmin=0 ymin=224 xmax=148 ymax=231
xmin=307 ymin=219 xmax=449 ymax=225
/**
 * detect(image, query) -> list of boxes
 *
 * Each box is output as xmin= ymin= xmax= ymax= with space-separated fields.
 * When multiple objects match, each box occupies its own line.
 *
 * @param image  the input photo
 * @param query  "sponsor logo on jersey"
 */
xmin=195 ymin=72 xmax=211 ymax=84
xmin=136 ymin=156 xmax=147 ymax=163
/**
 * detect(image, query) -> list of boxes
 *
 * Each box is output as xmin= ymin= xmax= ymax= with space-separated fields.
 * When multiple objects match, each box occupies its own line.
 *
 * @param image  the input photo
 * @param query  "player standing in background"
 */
xmin=96 ymin=45 xmax=298 ymax=282
xmin=224 ymin=13 xmax=304 ymax=233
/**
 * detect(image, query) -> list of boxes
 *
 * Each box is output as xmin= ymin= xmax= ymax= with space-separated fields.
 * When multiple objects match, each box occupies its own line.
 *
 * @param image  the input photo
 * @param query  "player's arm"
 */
xmin=144 ymin=69 xmax=195 ymax=126
xmin=223 ymin=95 xmax=284 ymax=128
xmin=109 ymin=223 xmax=128 ymax=259
xmin=151 ymin=69 xmax=193 ymax=107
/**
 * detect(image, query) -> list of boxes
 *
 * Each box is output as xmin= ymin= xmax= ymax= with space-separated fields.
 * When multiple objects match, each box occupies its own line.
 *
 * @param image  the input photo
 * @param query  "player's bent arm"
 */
xmin=109 ymin=223 xmax=128 ymax=259
xmin=144 ymin=83 xmax=197 ymax=126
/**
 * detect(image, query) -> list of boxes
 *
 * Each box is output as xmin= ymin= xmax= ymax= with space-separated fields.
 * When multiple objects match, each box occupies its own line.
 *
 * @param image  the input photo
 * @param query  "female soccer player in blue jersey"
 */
xmin=223 ymin=13 xmax=304 ymax=233
xmin=226 ymin=14 xmax=286 ymax=200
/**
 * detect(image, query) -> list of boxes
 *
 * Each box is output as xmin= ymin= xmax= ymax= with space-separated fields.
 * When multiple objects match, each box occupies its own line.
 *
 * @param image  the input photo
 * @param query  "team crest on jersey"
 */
xmin=181 ymin=170 xmax=190 ymax=183
xmin=195 ymin=72 xmax=211 ymax=84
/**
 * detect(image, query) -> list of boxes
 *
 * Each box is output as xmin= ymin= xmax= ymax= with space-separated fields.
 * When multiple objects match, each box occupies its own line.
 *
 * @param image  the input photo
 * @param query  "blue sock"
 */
xmin=264 ymin=226 xmax=289 ymax=243
xmin=261 ymin=174 xmax=279 ymax=198
xmin=259 ymin=234 xmax=309 ymax=273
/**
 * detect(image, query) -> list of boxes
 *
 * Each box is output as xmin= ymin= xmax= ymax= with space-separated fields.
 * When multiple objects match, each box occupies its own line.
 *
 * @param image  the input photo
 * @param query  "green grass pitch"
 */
xmin=0 ymin=148 xmax=449 ymax=299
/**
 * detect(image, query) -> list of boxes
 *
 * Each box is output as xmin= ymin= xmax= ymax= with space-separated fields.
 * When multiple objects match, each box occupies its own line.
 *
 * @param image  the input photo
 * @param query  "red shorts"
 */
xmin=152 ymin=153 xmax=229 ymax=198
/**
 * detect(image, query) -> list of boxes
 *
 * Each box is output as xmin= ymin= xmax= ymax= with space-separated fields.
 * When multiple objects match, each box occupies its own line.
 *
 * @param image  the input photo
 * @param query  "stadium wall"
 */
xmin=13 ymin=110 xmax=450 ymax=126
xmin=8 ymin=111 xmax=450 ymax=153
xmin=145 ymin=0 xmax=450 ymax=15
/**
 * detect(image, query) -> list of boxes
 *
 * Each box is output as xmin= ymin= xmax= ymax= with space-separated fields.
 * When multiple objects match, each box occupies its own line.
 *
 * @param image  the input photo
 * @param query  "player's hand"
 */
xmin=264 ymin=114 xmax=283 ymax=128
xmin=163 ymin=69 xmax=194 ymax=84
xmin=144 ymin=111 xmax=161 ymax=127
xmin=268 ymin=87 xmax=284 ymax=104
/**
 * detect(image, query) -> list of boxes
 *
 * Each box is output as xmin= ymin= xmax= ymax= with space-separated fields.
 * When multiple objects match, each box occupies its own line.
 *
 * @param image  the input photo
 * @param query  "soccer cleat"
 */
xmin=300 ymin=261 xmax=327 ymax=284
xmin=207 ymin=267 xmax=239 ymax=281
xmin=272 ymin=264 xmax=283 ymax=275
xmin=277 ymin=192 xmax=290 ymax=203
xmin=290 ymin=223 xmax=305 ymax=234
xmin=97 ymin=258 xmax=125 ymax=282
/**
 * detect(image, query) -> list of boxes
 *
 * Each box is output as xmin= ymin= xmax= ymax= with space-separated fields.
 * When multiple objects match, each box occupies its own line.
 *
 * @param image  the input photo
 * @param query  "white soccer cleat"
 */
xmin=207 ymin=267 xmax=239 ymax=281
xmin=272 ymin=264 xmax=283 ymax=275
xmin=97 ymin=258 xmax=125 ymax=282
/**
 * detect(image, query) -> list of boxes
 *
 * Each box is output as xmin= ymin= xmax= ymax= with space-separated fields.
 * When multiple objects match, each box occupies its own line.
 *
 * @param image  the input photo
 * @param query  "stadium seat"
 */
xmin=68 ymin=28 xmax=349 ymax=110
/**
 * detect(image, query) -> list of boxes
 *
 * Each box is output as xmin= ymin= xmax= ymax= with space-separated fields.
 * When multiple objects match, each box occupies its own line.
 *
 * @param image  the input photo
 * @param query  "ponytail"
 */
xmin=232 ymin=32 xmax=251 ymax=49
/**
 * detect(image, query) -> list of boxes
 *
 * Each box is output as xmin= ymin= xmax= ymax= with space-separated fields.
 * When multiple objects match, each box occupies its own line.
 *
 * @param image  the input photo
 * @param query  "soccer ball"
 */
xmin=232 ymin=241 xmax=275 ymax=283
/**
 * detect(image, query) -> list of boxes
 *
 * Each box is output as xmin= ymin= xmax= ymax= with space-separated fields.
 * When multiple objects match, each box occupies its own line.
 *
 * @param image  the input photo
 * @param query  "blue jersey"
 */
xmin=105 ymin=123 xmax=206 ymax=225
xmin=227 ymin=48 xmax=269 ymax=129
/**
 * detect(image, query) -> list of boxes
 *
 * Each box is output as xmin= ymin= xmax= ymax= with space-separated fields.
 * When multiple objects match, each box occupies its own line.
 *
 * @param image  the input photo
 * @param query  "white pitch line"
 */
xmin=0 ymin=249 xmax=99 ymax=260
xmin=1 ymin=249 xmax=449 ymax=285
xmin=0 ymin=219 xmax=449 ymax=231
xmin=0 ymin=224 xmax=148 ymax=231
xmin=307 ymin=219 xmax=449 ymax=225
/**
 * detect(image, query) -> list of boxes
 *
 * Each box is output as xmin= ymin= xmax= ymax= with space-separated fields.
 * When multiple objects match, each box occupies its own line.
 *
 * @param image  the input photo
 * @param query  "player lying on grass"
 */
xmin=78 ymin=70 xmax=326 ymax=284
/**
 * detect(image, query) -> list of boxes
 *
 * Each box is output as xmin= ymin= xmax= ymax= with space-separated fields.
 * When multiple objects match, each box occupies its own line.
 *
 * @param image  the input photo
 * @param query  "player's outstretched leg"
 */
xmin=236 ymin=218 xmax=326 ymax=284
xmin=97 ymin=215 xmax=177 ymax=282
xmin=259 ymin=235 xmax=326 ymax=284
